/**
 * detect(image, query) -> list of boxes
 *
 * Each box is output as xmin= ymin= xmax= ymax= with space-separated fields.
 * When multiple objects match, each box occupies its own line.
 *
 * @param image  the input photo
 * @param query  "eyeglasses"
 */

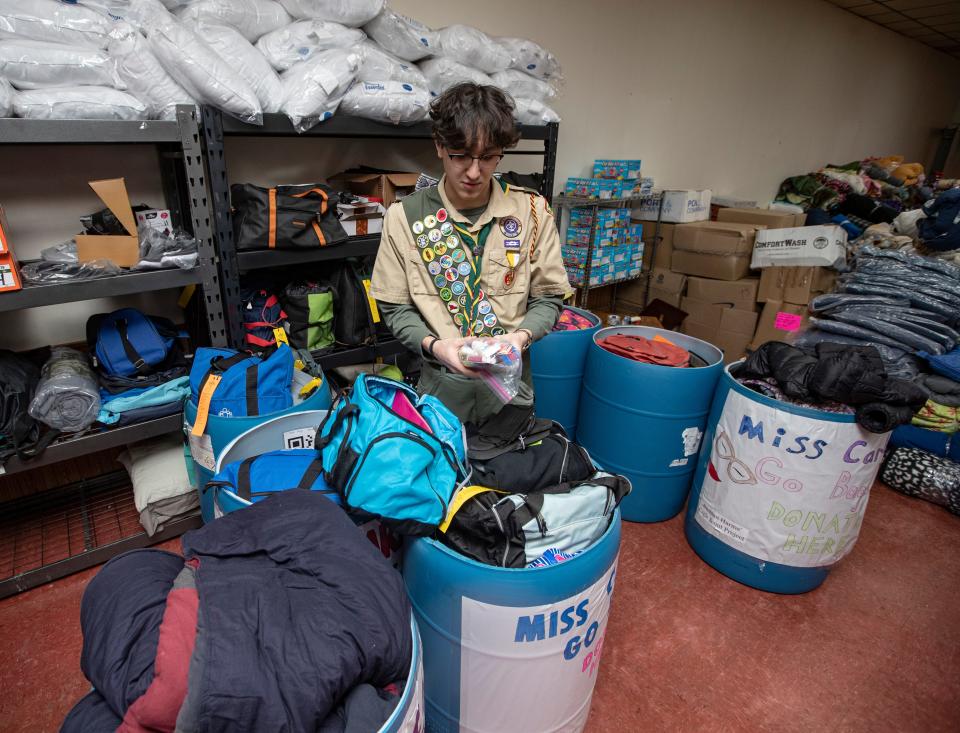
xmin=446 ymin=151 xmax=505 ymax=169
xmin=713 ymin=431 xmax=757 ymax=485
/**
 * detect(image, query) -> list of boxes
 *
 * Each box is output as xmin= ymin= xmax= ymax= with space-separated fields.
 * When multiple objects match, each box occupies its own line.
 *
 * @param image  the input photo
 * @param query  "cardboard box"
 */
xmin=640 ymin=221 xmax=675 ymax=271
xmin=670 ymin=250 xmax=750 ymax=281
xmin=685 ymin=276 xmax=759 ymax=310
xmin=757 ymin=266 xmax=837 ymax=305
xmin=750 ymin=300 xmax=809 ymax=350
xmin=75 ymin=178 xmax=140 ymax=268
xmin=671 ymin=221 xmax=764 ymax=281
xmin=751 ymin=225 xmax=847 ymax=268
xmin=337 ymin=199 xmax=385 ymax=236
xmin=329 ymin=169 xmax=419 ymax=204
xmin=680 ymin=297 xmax=758 ymax=335
xmin=716 ymin=207 xmax=805 ymax=229
xmin=135 ymin=208 xmax=172 ymax=237
xmin=683 ymin=320 xmax=752 ymax=364
xmin=634 ymin=189 xmax=712 ymax=223
xmin=647 ymin=266 xmax=686 ymax=308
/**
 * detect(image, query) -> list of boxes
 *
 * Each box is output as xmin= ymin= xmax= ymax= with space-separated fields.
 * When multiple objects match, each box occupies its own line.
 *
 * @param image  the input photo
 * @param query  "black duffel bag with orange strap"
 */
xmin=231 ymin=183 xmax=348 ymax=251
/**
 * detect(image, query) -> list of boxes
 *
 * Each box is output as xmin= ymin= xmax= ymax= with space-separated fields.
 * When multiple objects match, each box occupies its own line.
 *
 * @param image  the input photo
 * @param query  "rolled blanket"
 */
xmin=27 ymin=347 xmax=100 ymax=432
xmin=880 ymin=447 xmax=960 ymax=515
xmin=911 ymin=400 xmax=959 ymax=433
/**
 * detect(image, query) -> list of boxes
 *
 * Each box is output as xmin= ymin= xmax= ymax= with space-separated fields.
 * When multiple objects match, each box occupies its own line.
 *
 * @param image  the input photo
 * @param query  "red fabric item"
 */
xmin=599 ymin=334 xmax=690 ymax=367
xmin=117 ymin=585 xmax=199 ymax=733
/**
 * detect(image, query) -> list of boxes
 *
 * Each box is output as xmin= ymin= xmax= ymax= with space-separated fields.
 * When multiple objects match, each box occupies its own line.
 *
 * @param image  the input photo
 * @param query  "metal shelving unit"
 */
xmin=236 ymin=234 xmax=381 ymax=272
xmin=0 ymin=118 xmax=183 ymax=145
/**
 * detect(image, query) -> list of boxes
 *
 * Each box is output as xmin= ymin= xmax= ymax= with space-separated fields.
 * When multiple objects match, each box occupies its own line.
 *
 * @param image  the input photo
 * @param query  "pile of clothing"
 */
xmin=61 ymin=491 xmax=413 ymax=732
xmin=598 ymin=333 xmax=691 ymax=367
xmin=552 ymin=307 xmax=598 ymax=331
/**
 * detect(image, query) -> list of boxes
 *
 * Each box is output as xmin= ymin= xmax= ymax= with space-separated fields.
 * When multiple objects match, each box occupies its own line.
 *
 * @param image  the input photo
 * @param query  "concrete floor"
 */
xmin=0 ymin=484 xmax=957 ymax=733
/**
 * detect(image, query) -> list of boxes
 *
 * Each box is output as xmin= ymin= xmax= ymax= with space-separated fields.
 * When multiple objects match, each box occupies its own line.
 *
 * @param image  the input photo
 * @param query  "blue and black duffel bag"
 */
xmin=87 ymin=308 xmax=181 ymax=378
xmin=190 ymin=345 xmax=293 ymax=419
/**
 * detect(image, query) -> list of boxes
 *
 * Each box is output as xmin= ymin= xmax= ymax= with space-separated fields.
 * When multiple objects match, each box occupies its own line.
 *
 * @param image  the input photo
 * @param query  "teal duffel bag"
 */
xmin=317 ymin=374 xmax=468 ymax=535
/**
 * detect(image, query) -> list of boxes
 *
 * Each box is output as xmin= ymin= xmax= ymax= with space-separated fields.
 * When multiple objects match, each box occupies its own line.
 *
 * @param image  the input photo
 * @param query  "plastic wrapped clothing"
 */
xmin=918 ymin=188 xmax=960 ymax=252
xmin=21 ymin=258 xmax=123 ymax=282
xmin=363 ymin=6 xmax=434 ymax=61
xmin=792 ymin=329 xmax=920 ymax=380
xmin=434 ymin=24 xmax=511 ymax=74
xmin=890 ymin=424 xmax=960 ymax=462
xmin=255 ymin=19 xmax=365 ymax=71
xmin=0 ymin=0 xmax=115 ymax=48
xmin=176 ymin=0 xmax=291 ymax=42
xmin=278 ymin=45 xmax=362 ymax=132
xmin=922 ymin=347 xmax=960 ymax=383
xmin=513 ymin=97 xmax=560 ymax=125
xmin=279 ymin=0 xmax=383 ymax=27
xmin=357 ymin=38 xmax=427 ymax=85
xmin=108 ymin=26 xmax=195 ymax=120
xmin=144 ymin=13 xmax=262 ymax=124
xmin=418 ymin=57 xmax=491 ymax=97
xmin=339 ymin=79 xmax=428 ymax=124
xmin=96 ymin=376 xmax=189 ymax=424
xmin=880 ymin=447 xmax=960 ymax=516
xmin=859 ymin=242 xmax=960 ymax=279
xmin=916 ymin=373 xmax=960 ymax=407
xmin=0 ymin=39 xmax=123 ymax=90
xmin=0 ymin=76 xmax=12 ymax=116
xmin=28 ymin=347 xmax=100 ymax=432
xmin=195 ymin=21 xmax=284 ymax=112
xmin=490 ymin=69 xmax=556 ymax=104
xmin=838 ymin=283 xmax=958 ymax=322
xmin=496 ymin=36 xmax=562 ymax=81
xmin=14 ymin=86 xmax=147 ymax=120
xmin=816 ymin=310 xmax=946 ymax=355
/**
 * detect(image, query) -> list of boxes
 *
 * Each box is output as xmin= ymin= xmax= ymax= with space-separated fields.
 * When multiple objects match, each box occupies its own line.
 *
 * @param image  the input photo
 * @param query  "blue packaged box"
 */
xmin=566 ymin=225 xmax=628 ymax=247
xmin=569 ymin=207 xmax=630 ymax=229
xmin=564 ymin=177 xmax=601 ymax=198
xmin=623 ymin=223 xmax=643 ymax=244
xmin=593 ymin=159 xmax=642 ymax=180
xmin=595 ymin=178 xmax=634 ymax=199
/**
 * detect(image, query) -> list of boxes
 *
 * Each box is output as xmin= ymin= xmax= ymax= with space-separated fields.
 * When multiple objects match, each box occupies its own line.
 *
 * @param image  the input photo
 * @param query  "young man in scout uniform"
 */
xmin=370 ymin=83 xmax=570 ymax=424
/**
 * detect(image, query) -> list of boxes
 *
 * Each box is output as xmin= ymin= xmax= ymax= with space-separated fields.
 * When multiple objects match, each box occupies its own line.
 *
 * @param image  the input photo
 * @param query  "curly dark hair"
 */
xmin=430 ymin=83 xmax=521 ymax=152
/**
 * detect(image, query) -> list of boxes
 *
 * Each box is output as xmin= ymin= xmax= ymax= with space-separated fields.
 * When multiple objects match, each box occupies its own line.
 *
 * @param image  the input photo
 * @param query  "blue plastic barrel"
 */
xmin=577 ymin=326 xmax=723 ymax=522
xmin=684 ymin=365 xmax=890 ymax=594
xmin=403 ymin=512 xmax=621 ymax=733
xmin=530 ymin=306 xmax=601 ymax=439
xmin=183 ymin=371 xmax=332 ymax=522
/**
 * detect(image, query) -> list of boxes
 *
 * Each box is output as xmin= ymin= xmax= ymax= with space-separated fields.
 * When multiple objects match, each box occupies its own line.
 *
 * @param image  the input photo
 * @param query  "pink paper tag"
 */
xmin=774 ymin=312 xmax=803 ymax=332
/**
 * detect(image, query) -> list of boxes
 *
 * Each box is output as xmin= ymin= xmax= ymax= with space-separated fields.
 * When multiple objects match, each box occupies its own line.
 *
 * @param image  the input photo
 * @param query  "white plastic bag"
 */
xmin=0 ymin=0 xmax=114 ymax=49
xmin=513 ymin=97 xmax=560 ymax=125
xmin=340 ymin=80 xmax=428 ymax=125
xmin=418 ymin=57 xmax=492 ymax=97
xmin=435 ymin=25 xmax=510 ymax=74
xmin=198 ymin=22 xmax=284 ymax=112
xmin=109 ymin=26 xmax=194 ymax=119
xmin=358 ymin=40 xmax=426 ymax=86
xmin=14 ymin=86 xmax=147 ymax=120
xmin=490 ymin=69 xmax=555 ymax=104
xmin=255 ymin=19 xmax=365 ymax=71
xmin=177 ymin=0 xmax=291 ymax=42
xmin=363 ymin=6 xmax=434 ymax=61
xmin=278 ymin=0 xmax=383 ymax=27
xmin=0 ymin=76 xmax=12 ymax=116
xmin=145 ymin=14 xmax=262 ymax=123
xmin=0 ymin=39 xmax=123 ymax=90
xmin=497 ymin=36 xmax=561 ymax=81
xmin=279 ymin=45 xmax=361 ymax=131
xmin=79 ymin=0 xmax=172 ymax=31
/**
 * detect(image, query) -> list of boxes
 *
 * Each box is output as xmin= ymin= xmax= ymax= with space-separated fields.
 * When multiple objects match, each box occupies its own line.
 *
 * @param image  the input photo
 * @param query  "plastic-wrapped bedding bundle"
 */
xmin=881 ymin=446 xmax=960 ymax=516
xmin=196 ymin=22 xmax=284 ymax=112
xmin=513 ymin=97 xmax=560 ymax=125
xmin=0 ymin=40 xmax=123 ymax=90
xmin=358 ymin=39 xmax=427 ymax=86
xmin=27 ymin=348 xmax=101 ymax=433
xmin=340 ymin=80 xmax=428 ymax=124
xmin=108 ymin=27 xmax=195 ymax=120
xmin=144 ymin=14 xmax=262 ymax=124
xmin=434 ymin=24 xmax=511 ymax=74
xmin=0 ymin=77 xmax=12 ymax=116
xmin=14 ymin=87 xmax=148 ymax=120
xmin=177 ymin=0 xmax=292 ymax=42
xmin=363 ymin=5 xmax=434 ymax=61
xmin=490 ymin=69 xmax=555 ymax=104
xmin=256 ymin=19 xmax=365 ymax=71
xmin=279 ymin=0 xmax=384 ymax=27
xmin=497 ymin=36 xmax=562 ymax=81
xmin=419 ymin=58 xmax=492 ymax=97
xmin=0 ymin=0 xmax=115 ymax=49
xmin=279 ymin=45 xmax=362 ymax=132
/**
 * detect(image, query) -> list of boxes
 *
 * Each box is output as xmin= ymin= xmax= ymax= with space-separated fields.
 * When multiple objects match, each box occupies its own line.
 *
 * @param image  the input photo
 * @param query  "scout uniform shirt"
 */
xmin=369 ymin=176 xmax=570 ymax=341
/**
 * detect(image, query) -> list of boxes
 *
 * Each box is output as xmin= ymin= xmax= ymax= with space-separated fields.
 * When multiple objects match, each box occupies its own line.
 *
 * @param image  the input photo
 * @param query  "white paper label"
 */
xmin=695 ymin=390 xmax=889 ymax=567
xmin=282 ymin=427 xmax=315 ymax=450
xmin=459 ymin=559 xmax=617 ymax=732
xmin=187 ymin=430 xmax=215 ymax=472
xmin=682 ymin=426 xmax=703 ymax=456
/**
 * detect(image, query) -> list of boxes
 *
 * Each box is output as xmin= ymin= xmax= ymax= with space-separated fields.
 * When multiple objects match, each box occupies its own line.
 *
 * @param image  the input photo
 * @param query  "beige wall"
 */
xmin=1 ymin=0 xmax=957 ymax=349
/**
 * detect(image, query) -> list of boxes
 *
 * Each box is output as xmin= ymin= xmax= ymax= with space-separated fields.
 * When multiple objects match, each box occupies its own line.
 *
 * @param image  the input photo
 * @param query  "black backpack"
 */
xmin=232 ymin=183 xmax=348 ymax=251
xmin=328 ymin=258 xmax=389 ymax=347
xmin=0 ymin=349 xmax=58 ymax=465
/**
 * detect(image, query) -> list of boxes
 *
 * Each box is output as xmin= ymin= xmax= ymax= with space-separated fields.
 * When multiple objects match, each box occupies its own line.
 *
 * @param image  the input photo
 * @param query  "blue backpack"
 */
xmin=316 ymin=374 xmax=468 ymax=535
xmin=206 ymin=449 xmax=338 ymax=509
xmin=89 ymin=308 xmax=177 ymax=377
xmin=190 ymin=345 xmax=293 ymax=418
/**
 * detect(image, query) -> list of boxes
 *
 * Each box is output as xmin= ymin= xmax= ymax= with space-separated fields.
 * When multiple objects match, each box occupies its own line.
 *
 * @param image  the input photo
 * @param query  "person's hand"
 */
xmin=424 ymin=336 xmax=479 ymax=377
xmin=495 ymin=330 xmax=532 ymax=354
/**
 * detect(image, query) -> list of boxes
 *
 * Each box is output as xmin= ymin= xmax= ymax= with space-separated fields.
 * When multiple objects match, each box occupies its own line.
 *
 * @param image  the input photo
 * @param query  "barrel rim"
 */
xmin=591 ymin=324 xmax=724 ymax=368
xmin=379 ymin=615 xmax=422 ymax=731
xmin=548 ymin=305 xmax=602 ymax=332
xmin=722 ymin=362 xmax=858 ymax=423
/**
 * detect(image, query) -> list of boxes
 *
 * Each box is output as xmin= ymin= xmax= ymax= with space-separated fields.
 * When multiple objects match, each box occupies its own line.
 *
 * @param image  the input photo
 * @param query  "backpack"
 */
xmin=241 ymin=289 xmax=287 ymax=349
xmin=231 ymin=183 xmax=348 ymax=251
xmin=0 ymin=349 xmax=57 ymax=464
xmin=328 ymin=258 xmax=389 ymax=347
xmin=280 ymin=281 xmax=336 ymax=351
xmin=316 ymin=374 xmax=468 ymax=535
xmin=190 ymin=345 xmax=293 ymax=419
xmin=439 ymin=472 xmax=630 ymax=568
xmin=87 ymin=308 xmax=178 ymax=378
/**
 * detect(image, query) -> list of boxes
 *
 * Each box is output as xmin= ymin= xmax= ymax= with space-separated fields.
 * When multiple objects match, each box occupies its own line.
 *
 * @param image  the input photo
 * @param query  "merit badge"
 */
xmin=457 ymin=262 xmax=471 ymax=276
xmin=424 ymin=214 xmax=437 ymax=229
xmin=428 ymin=260 xmax=441 ymax=275
xmin=447 ymin=301 xmax=459 ymax=314
xmin=484 ymin=313 xmax=498 ymax=328
xmin=412 ymin=220 xmax=424 ymax=235
xmin=505 ymin=251 xmax=519 ymax=268
xmin=428 ymin=228 xmax=442 ymax=243
xmin=434 ymin=243 xmax=447 ymax=256
xmin=422 ymin=248 xmax=435 ymax=263
xmin=417 ymin=234 xmax=428 ymax=248
xmin=440 ymin=222 xmax=453 ymax=237
xmin=477 ymin=299 xmax=491 ymax=314
xmin=454 ymin=313 xmax=464 ymax=327
xmin=440 ymin=287 xmax=452 ymax=301
xmin=474 ymin=319 xmax=484 ymax=333
xmin=444 ymin=268 xmax=458 ymax=282
xmin=439 ymin=254 xmax=453 ymax=269
xmin=503 ymin=239 xmax=521 ymax=250
xmin=457 ymin=294 xmax=467 ymax=306
xmin=446 ymin=235 xmax=459 ymax=248
xmin=434 ymin=274 xmax=446 ymax=288
xmin=500 ymin=216 xmax=521 ymax=237
xmin=504 ymin=269 xmax=515 ymax=288
xmin=451 ymin=281 xmax=465 ymax=295
xmin=451 ymin=249 xmax=466 ymax=263
xmin=492 ymin=327 xmax=506 ymax=336
xmin=437 ymin=208 xmax=448 ymax=223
